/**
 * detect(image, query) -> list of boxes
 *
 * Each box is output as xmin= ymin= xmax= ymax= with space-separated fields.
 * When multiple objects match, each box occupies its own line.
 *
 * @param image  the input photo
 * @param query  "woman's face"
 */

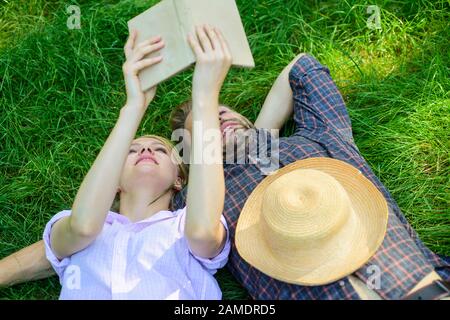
xmin=119 ymin=137 xmax=180 ymax=194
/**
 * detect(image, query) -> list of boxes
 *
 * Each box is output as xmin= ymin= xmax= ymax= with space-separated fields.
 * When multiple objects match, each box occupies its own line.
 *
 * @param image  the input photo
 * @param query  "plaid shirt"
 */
xmin=172 ymin=55 xmax=450 ymax=299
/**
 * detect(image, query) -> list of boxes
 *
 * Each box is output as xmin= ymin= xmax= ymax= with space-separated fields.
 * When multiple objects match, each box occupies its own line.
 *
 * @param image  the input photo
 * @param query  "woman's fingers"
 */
xmin=187 ymin=32 xmax=204 ymax=57
xmin=124 ymin=29 xmax=137 ymax=58
xmin=123 ymin=55 xmax=163 ymax=76
xmin=214 ymin=27 xmax=232 ymax=61
xmin=133 ymin=56 xmax=163 ymax=72
xmin=136 ymin=36 xmax=162 ymax=50
xmin=122 ymin=31 xmax=163 ymax=107
xmin=132 ymin=40 xmax=165 ymax=62
xmin=122 ymin=31 xmax=164 ymax=78
xmin=188 ymin=24 xmax=232 ymax=63
xmin=125 ymin=32 xmax=164 ymax=62
xmin=204 ymin=25 xmax=219 ymax=51
xmin=195 ymin=25 xmax=213 ymax=53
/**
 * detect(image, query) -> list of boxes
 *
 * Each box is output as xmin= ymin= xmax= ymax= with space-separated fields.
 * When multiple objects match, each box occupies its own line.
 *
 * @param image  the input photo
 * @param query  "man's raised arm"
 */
xmin=0 ymin=240 xmax=54 ymax=288
xmin=254 ymin=53 xmax=306 ymax=130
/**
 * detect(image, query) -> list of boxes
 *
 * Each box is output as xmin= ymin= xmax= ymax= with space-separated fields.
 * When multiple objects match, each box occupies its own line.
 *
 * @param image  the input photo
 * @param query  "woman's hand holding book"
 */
xmin=188 ymin=24 xmax=232 ymax=102
xmin=123 ymin=30 xmax=165 ymax=111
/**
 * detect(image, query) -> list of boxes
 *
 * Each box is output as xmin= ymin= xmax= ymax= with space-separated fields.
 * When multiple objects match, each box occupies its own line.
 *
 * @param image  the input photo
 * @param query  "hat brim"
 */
xmin=235 ymin=157 xmax=388 ymax=286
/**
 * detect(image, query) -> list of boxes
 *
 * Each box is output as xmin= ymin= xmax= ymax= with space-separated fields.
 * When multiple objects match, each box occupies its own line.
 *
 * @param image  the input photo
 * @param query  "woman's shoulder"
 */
xmin=172 ymin=206 xmax=186 ymax=216
xmin=46 ymin=209 xmax=72 ymax=225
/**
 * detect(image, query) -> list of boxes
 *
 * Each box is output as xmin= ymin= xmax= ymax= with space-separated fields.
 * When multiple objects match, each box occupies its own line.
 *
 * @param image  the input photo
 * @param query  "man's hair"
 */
xmin=170 ymin=100 xmax=193 ymax=131
xmin=170 ymin=100 xmax=234 ymax=131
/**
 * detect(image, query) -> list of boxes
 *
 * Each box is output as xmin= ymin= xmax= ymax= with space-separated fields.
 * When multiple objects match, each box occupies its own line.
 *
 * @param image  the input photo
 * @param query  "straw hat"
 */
xmin=235 ymin=157 xmax=388 ymax=286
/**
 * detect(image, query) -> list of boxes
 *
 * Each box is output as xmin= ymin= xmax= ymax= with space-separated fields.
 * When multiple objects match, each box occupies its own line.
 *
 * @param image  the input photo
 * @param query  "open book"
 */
xmin=127 ymin=0 xmax=255 ymax=91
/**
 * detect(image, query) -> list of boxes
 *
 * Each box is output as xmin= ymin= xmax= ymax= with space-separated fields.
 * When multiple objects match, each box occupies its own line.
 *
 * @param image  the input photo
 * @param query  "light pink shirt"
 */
xmin=43 ymin=207 xmax=230 ymax=300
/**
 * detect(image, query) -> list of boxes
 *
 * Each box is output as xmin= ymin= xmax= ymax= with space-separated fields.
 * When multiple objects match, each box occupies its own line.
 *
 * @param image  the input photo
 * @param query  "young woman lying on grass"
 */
xmin=42 ymin=25 xmax=231 ymax=299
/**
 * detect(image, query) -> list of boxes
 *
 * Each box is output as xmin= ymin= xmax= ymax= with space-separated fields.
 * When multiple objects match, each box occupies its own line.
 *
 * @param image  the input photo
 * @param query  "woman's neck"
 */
xmin=119 ymin=187 xmax=173 ymax=222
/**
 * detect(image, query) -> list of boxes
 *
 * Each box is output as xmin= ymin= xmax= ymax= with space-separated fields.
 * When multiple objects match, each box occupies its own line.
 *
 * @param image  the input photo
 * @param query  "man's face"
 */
xmin=184 ymin=105 xmax=254 ymax=149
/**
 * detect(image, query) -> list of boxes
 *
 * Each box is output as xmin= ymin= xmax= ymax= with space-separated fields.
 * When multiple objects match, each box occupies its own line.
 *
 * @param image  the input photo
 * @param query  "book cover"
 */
xmin=127 ymin=0 xmax=254 ymax=91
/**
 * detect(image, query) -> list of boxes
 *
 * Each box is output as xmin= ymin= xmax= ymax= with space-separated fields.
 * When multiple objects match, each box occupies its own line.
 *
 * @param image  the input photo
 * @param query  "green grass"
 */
xmin=0 ymin=0 xmax=448 ymax=299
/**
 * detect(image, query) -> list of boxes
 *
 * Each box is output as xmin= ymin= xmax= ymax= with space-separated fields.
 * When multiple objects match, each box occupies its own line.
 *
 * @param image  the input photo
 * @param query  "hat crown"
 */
xmin=261 ymin=169 xmax=352 ymax=252
xmin=236 ymin=158 xmax=389 ymax=285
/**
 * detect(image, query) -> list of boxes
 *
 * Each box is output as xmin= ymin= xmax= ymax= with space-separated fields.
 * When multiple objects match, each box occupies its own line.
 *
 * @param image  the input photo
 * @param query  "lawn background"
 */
xmin=0 ymin=0 xmax=448 ymax=299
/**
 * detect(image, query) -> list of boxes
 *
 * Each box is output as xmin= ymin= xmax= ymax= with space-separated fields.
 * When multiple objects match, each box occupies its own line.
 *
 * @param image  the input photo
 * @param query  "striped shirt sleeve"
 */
xmin=178 ymin=207 xmax=231 ymax=274
xmin=42 ymin=210 xmax=72 ymax=282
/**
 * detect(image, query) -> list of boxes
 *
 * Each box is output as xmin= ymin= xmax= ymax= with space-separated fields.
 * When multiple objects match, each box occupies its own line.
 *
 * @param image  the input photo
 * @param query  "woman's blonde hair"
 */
xmin=111 ymin=134 xmax=188 ymax=213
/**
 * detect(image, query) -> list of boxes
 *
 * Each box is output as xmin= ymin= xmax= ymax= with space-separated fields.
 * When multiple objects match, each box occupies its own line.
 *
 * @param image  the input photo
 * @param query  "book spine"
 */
xmin=173 ymin=0 xmax=195 ymax=63
xmin=172 ymin=0 xmax=191 ymax=37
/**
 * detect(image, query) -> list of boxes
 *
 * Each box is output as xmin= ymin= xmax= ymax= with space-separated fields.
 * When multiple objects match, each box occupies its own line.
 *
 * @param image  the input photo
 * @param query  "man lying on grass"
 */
xmin=1 ymin=40 xmax=449 ymax=300
xmin=167 ymin=54 xmax=450 ymax=300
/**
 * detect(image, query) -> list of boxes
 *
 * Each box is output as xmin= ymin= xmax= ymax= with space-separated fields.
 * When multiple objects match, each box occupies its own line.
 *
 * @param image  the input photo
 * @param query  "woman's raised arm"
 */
xmin=50 ymin=31 xmax=164 ymax=259
xmin=184 ymin=25 xmax=230 ymax=259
